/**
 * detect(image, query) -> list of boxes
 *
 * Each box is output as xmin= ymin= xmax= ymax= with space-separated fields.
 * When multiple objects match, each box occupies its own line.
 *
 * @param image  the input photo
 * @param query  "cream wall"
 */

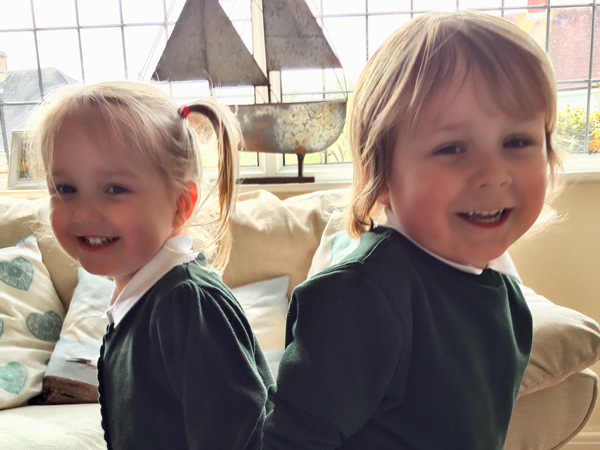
xmin=509 ymin=178 xmax=600 ymax=432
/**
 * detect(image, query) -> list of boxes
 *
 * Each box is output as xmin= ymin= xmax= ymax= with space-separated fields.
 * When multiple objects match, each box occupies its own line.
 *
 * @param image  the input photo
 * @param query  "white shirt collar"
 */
xmin=105 ymin=235 xmax=199 ymax=327
xmin=380 ymin=206 xmax=521 ymax=280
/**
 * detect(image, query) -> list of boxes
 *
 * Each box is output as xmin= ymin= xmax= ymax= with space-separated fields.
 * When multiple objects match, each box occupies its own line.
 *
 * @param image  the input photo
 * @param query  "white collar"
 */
xmin=105 ymin=235 xmax=199 ymax=327
xmin=381 ymin=206 xmax=521 ymax=280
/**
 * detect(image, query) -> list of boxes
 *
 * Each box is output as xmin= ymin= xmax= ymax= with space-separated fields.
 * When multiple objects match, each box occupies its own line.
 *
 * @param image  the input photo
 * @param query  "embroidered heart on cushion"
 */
xmin=26 ymin=311 xmax=62 ymax=342
xmin=0 ymin=362 xmax=29 ymax=395
xmin=0 ymin=257 xmax=34 ymax=291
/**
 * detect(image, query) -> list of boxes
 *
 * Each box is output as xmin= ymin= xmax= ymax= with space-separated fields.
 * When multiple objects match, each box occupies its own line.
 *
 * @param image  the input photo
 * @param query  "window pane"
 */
xmin=460 ymin=0 xmax=502 ymax=8
xmin=323 ymin=0 xmax=365 ymax=15
xmin=124 ymin=25 xmax=165 ymax=81
xmin=0 ymin=0 xmax=33 ymax=29
xmin=121 ymin=0 xmax=166 ymax=24
xmin=81 ymin=28 xmax=126 ymax=82
xmin=504 ymin=0 xmax=545 ymax=7
xmin=592 ymin=7 xmax=600 ymax=80
xmin=326 ymin=131 xmax=351 ymax=163
xmin=33 ymin=0 xmax=77 ymax=28
xmin=282 ymin=69 xmax=324 ymax=97
xmin=0 ymin=31 xmax=38 ymax=71
xmin=367 ymin=0 xmax=412 ymax=13
xmin=368 ymin=14 xmax=412 ymax=59
xmin=548 ymin=7 xmax=592 ymax=82
xmin=323 ymin=16 xmax=367 ymax=83
xmin=503 ymin=9 xmax=547 ymax=49
xmin=413 ymin=0 xmax=457 ymax=11
xmin=555 ymin=84 xmax=590 ymax=154
xmin=219 ymin=0 xmax=251 ymax=21
xmin=37 ymin=29 xmax=82 ymax=82
xmin=77 ymin=0 xmax=122 ymax=26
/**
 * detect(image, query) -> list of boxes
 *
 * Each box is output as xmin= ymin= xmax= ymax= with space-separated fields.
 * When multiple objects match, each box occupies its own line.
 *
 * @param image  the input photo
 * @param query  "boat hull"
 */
xmin=232 ymin=99 xmax=347 ymax=154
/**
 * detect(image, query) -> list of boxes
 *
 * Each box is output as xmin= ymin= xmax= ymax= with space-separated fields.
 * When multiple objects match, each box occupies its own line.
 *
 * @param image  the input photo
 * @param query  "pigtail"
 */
xmin=184 ymin=100 xmax=242 ymax=272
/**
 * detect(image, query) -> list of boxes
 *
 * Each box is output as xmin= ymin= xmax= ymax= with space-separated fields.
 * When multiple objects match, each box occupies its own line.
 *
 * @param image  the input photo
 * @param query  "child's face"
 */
xmin=379 ymin=70 xmax=549 ymax=269
xmin=48 ymin=119 xmax=181 ymax=293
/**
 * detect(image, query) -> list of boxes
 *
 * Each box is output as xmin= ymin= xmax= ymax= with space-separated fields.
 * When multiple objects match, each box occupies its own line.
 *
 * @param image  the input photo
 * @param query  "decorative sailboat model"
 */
xmin=152 ymin=0 xmax=347 ymax=183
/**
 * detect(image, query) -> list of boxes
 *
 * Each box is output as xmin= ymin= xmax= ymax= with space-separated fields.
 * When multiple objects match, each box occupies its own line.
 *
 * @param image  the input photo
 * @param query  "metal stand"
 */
xmin=238 ymin=153 xmax=315 ymax=184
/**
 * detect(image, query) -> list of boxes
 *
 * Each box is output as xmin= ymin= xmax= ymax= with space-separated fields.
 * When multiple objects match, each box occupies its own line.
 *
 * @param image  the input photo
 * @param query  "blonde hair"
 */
xmin=27 ymin=81 xmax=241 ymax=272
xmin=346 ymin=10 xmax=563 ymax=238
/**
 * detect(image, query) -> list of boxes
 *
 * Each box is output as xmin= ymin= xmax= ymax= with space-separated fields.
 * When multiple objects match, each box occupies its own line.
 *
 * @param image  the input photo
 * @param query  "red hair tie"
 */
xmin=178 ymin=105 xmax=190 ymax=119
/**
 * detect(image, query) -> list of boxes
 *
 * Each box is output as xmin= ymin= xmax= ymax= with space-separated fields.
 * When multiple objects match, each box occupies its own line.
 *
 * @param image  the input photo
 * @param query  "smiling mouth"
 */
xmin=457 ymin=209 xmax=510 ymax=224
xmin=79 ymin=236 xmax=119 ymax=247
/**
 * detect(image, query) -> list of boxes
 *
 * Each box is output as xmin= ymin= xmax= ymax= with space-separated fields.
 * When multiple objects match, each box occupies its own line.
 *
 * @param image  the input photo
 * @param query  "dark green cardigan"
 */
xmin=264 ymin=227 xmax=532 ymax=450
xmin=97 ymin=257 xmax=274 ymax=450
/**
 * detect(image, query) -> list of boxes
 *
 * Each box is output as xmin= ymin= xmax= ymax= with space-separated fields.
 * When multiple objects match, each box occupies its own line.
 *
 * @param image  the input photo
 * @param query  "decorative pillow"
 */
xmin=0 ymin=236 xmax=65 ymax=410
xmin=224 ymin=189 xmax=347 ymax=299
xmin=232 ymin=276 xmax=289 ymax=378
xmin=33 ymin=268 xmax=112 ymax=405
xmin=519 ymin=284 xmax=600 ymax=396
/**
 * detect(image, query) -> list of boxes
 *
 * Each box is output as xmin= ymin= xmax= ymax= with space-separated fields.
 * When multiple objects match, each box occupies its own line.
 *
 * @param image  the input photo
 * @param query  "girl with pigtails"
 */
xmin=27 ymin=82 xmax=273 ymax=450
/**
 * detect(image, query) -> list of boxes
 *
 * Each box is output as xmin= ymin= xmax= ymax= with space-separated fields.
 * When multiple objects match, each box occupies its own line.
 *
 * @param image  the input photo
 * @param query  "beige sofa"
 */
xmin=0 ymin=189 xmax=599 ymax=450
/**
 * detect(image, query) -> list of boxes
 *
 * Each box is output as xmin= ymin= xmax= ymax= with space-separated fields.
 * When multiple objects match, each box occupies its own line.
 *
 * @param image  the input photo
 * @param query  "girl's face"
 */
xmin=379 ymin=70 xmax=549 ymax=269
xmin=48 ymin=119 xmax=182 ymax=294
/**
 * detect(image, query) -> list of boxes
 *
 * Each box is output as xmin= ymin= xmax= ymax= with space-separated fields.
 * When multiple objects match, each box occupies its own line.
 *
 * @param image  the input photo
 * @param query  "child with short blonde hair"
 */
xmin=264 ymin=11 xmax=562 ymax=449
xmin=28 ymin=82 xmax=273 ymax=450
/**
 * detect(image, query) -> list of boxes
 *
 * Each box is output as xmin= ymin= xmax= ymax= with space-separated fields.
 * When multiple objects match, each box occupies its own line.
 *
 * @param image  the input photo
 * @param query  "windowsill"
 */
xmin=2 ymin=165 xmax=600 ymax=201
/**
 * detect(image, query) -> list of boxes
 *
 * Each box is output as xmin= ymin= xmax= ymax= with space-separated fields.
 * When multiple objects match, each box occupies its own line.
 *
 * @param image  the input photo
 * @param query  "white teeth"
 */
xmin=84 ymin=236 xmax=115 ymax=246
xmin=461 ymin=209 xmax=506 ymax=223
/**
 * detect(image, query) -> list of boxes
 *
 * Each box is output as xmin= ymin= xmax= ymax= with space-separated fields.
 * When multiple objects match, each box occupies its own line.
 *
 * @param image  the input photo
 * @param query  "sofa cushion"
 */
xmin=233 ymin=275 xmax=289 ymax=378
xmin=0 ymin=236 xmax=65 ymax=410
xmin=0 ymin=197 xmax=78 ymax=310
xmin=34 ymin=268 xmax=112 ymax=405
xmin=223 ymin=189 xmax=347 ymax=299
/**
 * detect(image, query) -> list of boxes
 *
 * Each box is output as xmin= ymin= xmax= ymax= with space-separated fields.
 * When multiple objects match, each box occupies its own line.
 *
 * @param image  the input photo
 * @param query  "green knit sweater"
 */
xmin=97 ymin=257 xmax=274 ymax=450
xmin=264 ymin=227 xmax=532 ymax=450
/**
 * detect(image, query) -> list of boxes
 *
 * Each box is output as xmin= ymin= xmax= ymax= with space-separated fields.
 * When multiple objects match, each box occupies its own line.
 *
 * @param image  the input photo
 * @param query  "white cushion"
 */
xmin=232 ymin=276 xmax=289 ymax=378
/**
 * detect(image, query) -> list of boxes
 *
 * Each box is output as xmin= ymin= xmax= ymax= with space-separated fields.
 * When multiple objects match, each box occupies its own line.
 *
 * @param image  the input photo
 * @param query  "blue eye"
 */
xmin=53 ymin=184 xmax=76 ymax=195
xmin=434 ymin=145 xmax=463 ymax=155
xmin=504 ymin=137 xmax=531 ymax=148
xmin=107 ymin=185 xmax=129 ymax=195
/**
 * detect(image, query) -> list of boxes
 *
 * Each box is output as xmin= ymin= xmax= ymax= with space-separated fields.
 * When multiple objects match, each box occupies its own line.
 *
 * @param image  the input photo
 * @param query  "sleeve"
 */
xmin=263 ymin=265 xmax=408 ymax=450
xmin=150 ymin=281 xmax=270 ymax=450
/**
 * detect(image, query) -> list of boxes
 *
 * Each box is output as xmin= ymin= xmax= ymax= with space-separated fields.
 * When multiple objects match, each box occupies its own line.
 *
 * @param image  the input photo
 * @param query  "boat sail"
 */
xmin=152 ymin=0 xmax=347 ymax=182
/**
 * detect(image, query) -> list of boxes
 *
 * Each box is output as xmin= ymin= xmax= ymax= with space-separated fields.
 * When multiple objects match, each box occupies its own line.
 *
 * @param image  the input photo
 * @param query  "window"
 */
xmin=0 ymin=0 xmax=599 ymax=183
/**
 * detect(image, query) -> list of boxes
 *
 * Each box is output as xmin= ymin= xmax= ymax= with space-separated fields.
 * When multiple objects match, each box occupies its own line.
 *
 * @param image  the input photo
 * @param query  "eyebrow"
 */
xmin=51 ymin=169 xmax=140 ymax=179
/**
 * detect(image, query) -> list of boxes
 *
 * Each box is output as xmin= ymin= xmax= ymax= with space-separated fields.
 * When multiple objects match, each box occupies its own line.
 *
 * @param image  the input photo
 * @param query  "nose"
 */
xmin=72 ymin=200 xmax=102 ymax=224
xmin=471 ymin=152 xmax=512 ymax=190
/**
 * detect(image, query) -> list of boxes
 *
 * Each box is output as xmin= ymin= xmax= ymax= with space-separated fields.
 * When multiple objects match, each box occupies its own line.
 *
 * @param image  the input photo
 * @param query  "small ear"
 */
xmin=174 ymin=182 xmax=199 ymax=228
xmin=378 ymin=183 xmax=391 ymax=206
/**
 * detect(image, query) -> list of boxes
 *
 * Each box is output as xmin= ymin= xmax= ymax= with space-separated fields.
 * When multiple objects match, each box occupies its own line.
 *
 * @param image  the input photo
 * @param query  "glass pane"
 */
xmin=368 ymin=14 xmax=412 ymax=59
xmin=323 ymin=17 xmax=367 ymax=82
xmin=323 ymin=0 xmax=366 ymax=15
xmin=412 ymin=0 xmax=456 ymax=11
xmin=460 ymin=0 xmax=502 ymax=9
xmin=367 ymin=0 xmax=412 ymax=13
xmin=32 ymin=0 xmax=77 ymax=28
xmin=555 ymin=84 xmax=589 ymax=154
xmin=548 ymin=7 xmax=592 ymax=81
xmin=0 ymin=0 xmax=33 ymax=29
xmin=219 ymin=0 xmax=251 ymax=21
xmin=231 ymin=19 xmax=253 ymax=53
xmin=77 ymin=0 xmax=122 ymax=26
xmin=124 ymin=25 xmax=165 ymax=81
xmin=503 ymin=9 xmax=547 ymax=49
xmin=121 ymin=0 xmax=166 ymax=24
xmin=0 ymin=31 xmax=38 ymax=71
xmin=80 ymin=28 xmax=126 ymax=82
xmin=37 ymin=29 xmax=82 ymax=82
xmin=281 ymin=69 xmax=324 ymax=97
xmin=4 ymin=104 xmax=37 ymax=147
xmin=592 ymin=7 xmax=600 ymax=80
xmin=326 ymin=131 xmax=352 ymax=163
xmin=504 ymin=0 xmax=544 ymax=7
xmin=238 ymin=152 xmax=258 ymax=167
